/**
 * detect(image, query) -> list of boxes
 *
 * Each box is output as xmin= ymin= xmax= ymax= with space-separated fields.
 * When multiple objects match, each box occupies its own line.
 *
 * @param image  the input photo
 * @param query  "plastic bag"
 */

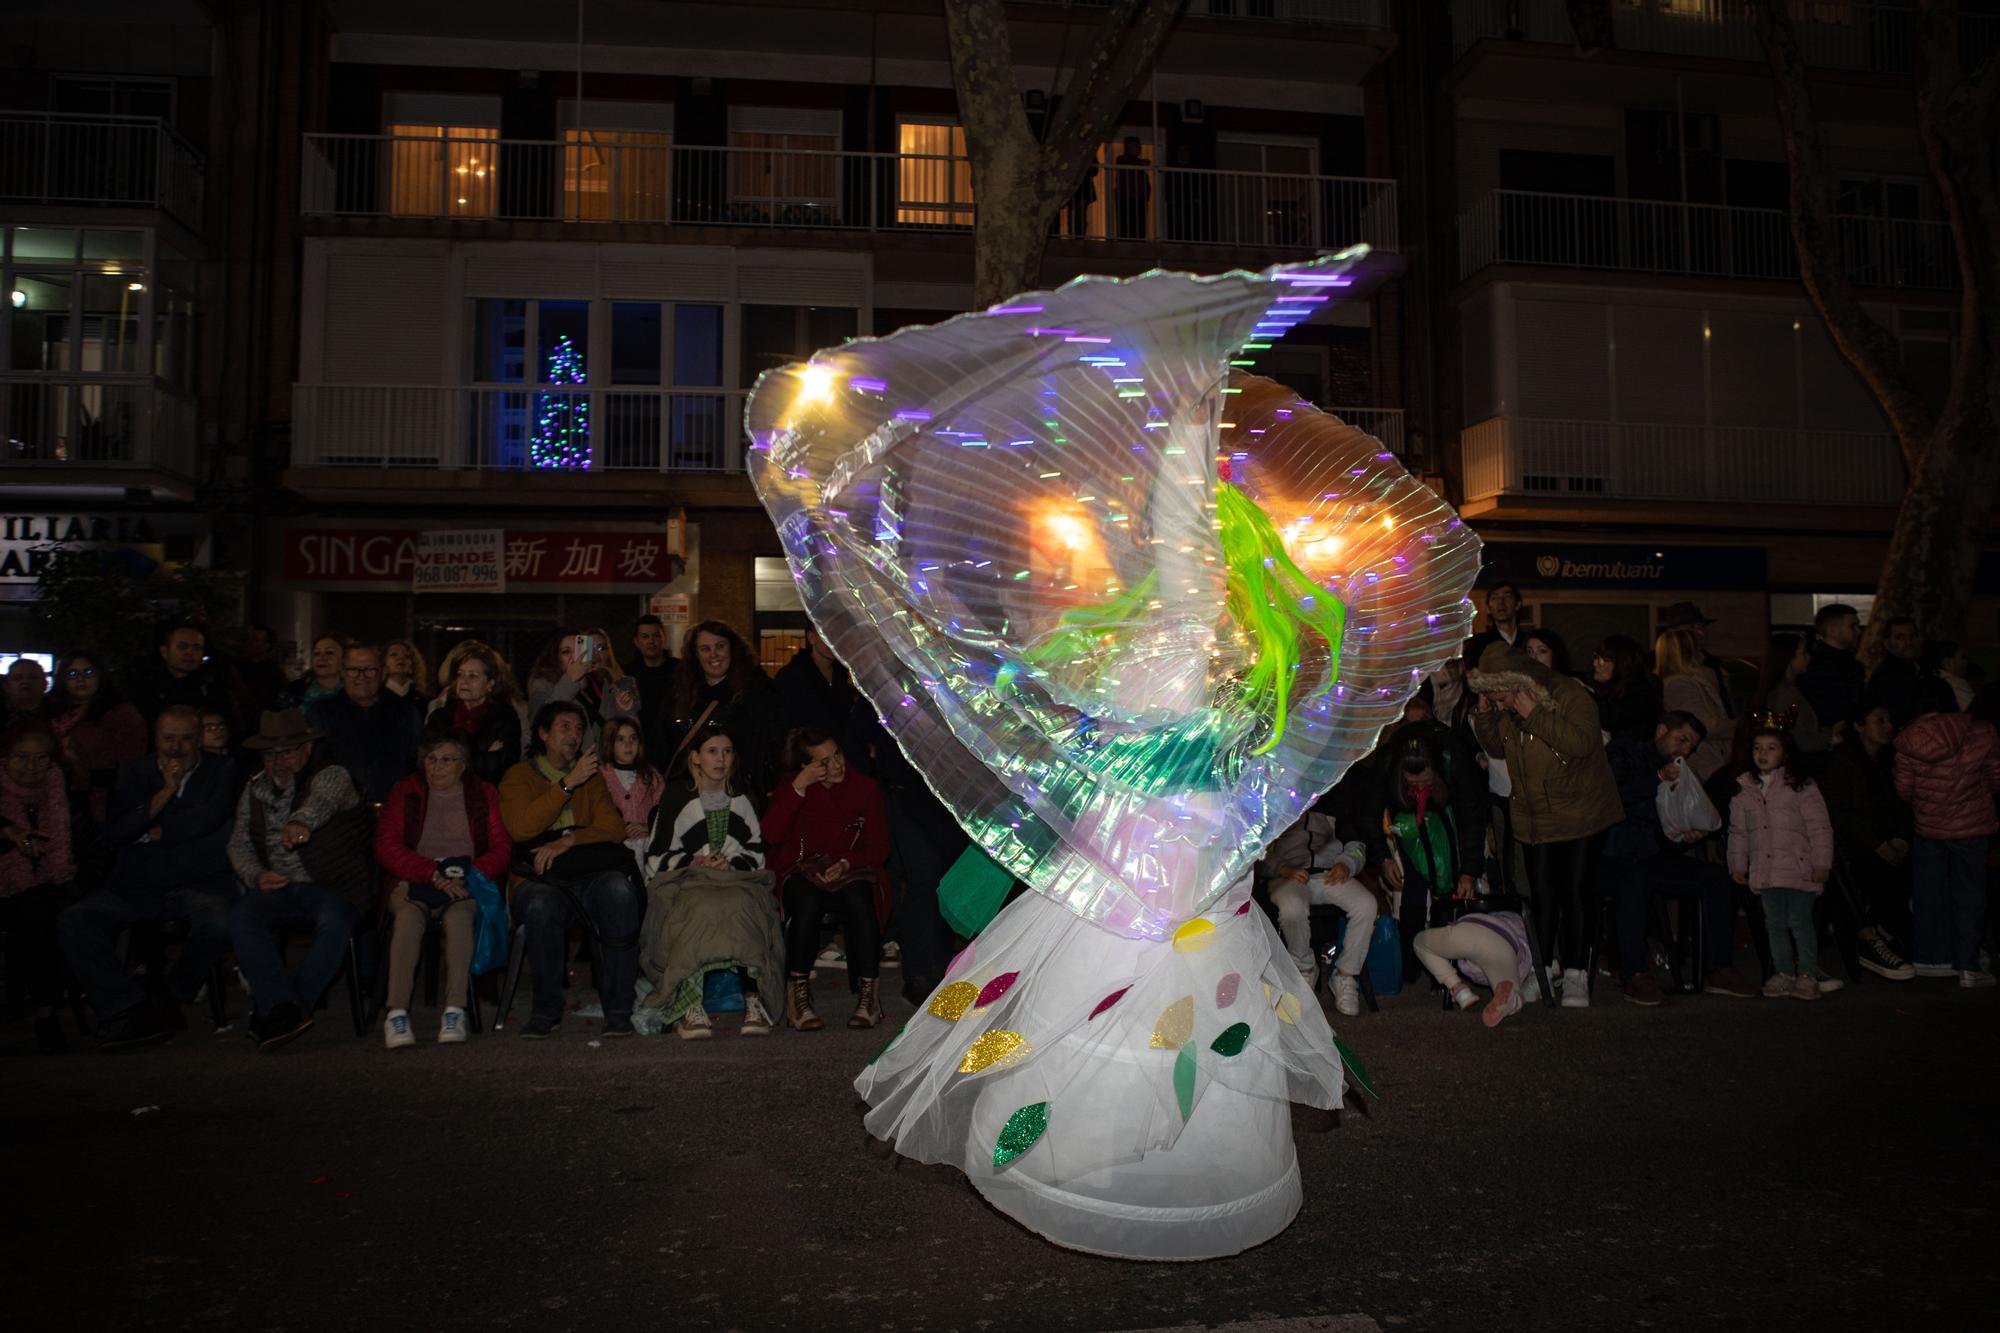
xmin=702 ymin=968 xmax=745 ymax=1014
xmin=1366 ymin=914 xmax=1403 ymax=997
xmin=467 ymin=868 xmax=509 ymax=976
xmin=1656 ymin=757 xmax=1721 ymax=841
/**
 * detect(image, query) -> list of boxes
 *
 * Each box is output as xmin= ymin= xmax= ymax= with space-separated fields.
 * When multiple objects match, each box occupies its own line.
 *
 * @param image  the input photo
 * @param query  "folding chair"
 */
xmin=1306 ymin=903 xmax=1380 ymax=1013
xmin=373 ymin=913 xmax=485 ymax=1034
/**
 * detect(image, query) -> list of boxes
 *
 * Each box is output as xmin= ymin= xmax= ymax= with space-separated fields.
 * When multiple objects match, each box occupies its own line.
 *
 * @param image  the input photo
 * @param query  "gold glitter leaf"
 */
xmin=958 ymin=1029 xmax=1030 ymax=1074
xmin=1171 ymin=919 xmax=1216 ymax=953
xmin=1150 ymin=995 xmax=1195 ymax=1048
xmin=927 ymin=981 xmax=979 ymax=1022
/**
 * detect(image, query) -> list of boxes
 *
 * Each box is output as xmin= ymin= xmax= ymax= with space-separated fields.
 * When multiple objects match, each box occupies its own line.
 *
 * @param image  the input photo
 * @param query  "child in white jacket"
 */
xmin=1728 ymin=728 xmax=1835 ymax=1001
xmin=1262 ymin=809 xmax=1373 ymax=1017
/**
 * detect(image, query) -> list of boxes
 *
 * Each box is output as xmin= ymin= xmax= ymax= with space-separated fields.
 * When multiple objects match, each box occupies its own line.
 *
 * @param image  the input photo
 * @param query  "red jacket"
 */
xmin=763 ymin=768 xmax=891 ymax=883
xmin=374 ymin=773 xmax=513 ymax=884
xmin=1894 ymin=713 xmax=2000 ymax=840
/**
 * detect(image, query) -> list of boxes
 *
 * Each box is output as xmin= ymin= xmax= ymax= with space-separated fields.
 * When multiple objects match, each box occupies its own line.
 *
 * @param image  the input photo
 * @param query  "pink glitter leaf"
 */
xmin=1088 ymin=986 xmax=1132 ymax=1021
xmin=974 ymin=972 xmax=1020 ymax=1010
xmin=1215 ymin=972 xmax=1240 ymax=1009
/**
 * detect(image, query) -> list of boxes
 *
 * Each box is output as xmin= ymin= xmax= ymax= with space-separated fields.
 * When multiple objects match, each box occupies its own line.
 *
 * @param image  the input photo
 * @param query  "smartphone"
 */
xmin=574 ymin=633 xmax=595 ymax=664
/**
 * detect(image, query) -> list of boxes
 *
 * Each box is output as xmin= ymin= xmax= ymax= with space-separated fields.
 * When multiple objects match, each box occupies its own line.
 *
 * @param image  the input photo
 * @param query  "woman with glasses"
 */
xmin=45 ymin=649 xmax=148 ymax=826
xmin=0 ymin=720 xmax=76 ymax=1053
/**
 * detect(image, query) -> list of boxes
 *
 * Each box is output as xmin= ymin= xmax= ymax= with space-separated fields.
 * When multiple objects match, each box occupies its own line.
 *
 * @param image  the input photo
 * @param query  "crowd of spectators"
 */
xmin=3 ymin=593 xmax=1994 ymax=1057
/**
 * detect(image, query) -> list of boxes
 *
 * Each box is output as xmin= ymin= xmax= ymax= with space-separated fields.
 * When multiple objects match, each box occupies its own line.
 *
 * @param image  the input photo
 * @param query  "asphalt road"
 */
xmin=5 ymin=970 xmax=1996 ymax=1333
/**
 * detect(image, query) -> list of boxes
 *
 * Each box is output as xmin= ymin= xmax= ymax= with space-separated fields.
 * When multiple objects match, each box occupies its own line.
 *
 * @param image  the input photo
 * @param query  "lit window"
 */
xmin=388 ymin=124 xmax=499 ymax=218
xmin=898 ymin=122 xmax=974 ymax=227
xmin=564 ymin=129 xmax=671 ymax=222
xmin=729 ymin=130 xmax=838 ymax=217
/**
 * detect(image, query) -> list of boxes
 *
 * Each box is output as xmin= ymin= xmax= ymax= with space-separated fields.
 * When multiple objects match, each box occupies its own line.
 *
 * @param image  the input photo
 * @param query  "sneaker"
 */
xmin=815 ymin=943 xmax=846 ymax=971
xmin=1789 ymin=974 xmax=1820 ymax=1002
xmin=1913 ymin=963 xmax=1960 ymax=978
xmin=519 ymin=1011 xmax=560 ymax=1039
xmin=880 ymin=941 xmax=901 ymax=963
xmin=1559 ymin=967 xmax=1590 ymax=1008
xmin=602 ymin=1014 xmax=635 ymax=1037
xmin=740 ymin=994 xmax=774 ymax=1036
xmin=678 ymin=1004 xmax=714 ymax=1040
xmin=1482 ymin=980 xmax=1522 ymax=1028
xmin=1761 ymin=973 xmax=1793 ymax=999
xmin=1703 ymin=967 xmax=1758 ymax=998
xmin=383 ymin=1009 xmax=416 ymax=1050
xmin=1621 ymin=974 xmax=1666 ymax=1007
xmin=1814 ymin=973 xmax=1845 ymax=994
xmin=256 ymin=1003 xmax=313 ymax=1052
xmin=1330 ymin=975 xmax=1362 ymax=1018
xmin=438 ymin=1008 xmax=468 ymax=1044
xmin=1858 ymin=935 xmax=1916 ymax=981
xmin=1960 ymin=970 xmax=1998 ymax=990
xmin=1448 ymin=983 xmax=1479 ymax=1011
xmin=99 ymin=1003 xmax=173 ymax=1053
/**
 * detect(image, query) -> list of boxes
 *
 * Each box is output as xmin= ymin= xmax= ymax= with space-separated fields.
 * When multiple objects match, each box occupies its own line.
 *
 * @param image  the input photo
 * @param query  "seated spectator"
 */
xmin=667 ymin=621 xmax=781 ymax=799
xmin=774 ymin=626 xmax=859 ymax=740
xmin=1604 ymin=711 xmax=1755 ymax=1006
xmin=1412 ymin=906 xmax=1533 ymax=1027
xmin=638 ymin=724 xmax=783 ymax=1040
xmin=1820 ymin=705 xmax=1916 ymax=980
xmin=1867 ymin=616 xmax=1933 ymax=727
xmin=765 ymin=727 xmax=891 ymax=1031
xmin=1926 ymin=641 xmax=1975 ymax=713
xmin=57 ymin=706 xmax=239 ymax=1050
xmin=425 ymin=642 xmax=522 ymax=785
xmin=1658 ymin=627 xmax=1731 ymax=784
xmin=1588 ymin=635 xmax=1661 ymax=745
xmin=1 ymin=721 xmax=77 ymax=1053
xmin=46 ymin=648 xmax=147 ymax=826
xmin=1262 ymin=808 xmax=1373 ymax=1017
xmin=382 ymin=640 xmax=431 ymax=716
xmin=1362 ymin=694 xmax=1487 ymax=977
xmin=308 ymin=643 xmax=422 ymax=804
xmin=1730 ymin=728 xmax=1836 ymax=1001
xmin=1893 ymin=691 xmax=2000 ymax=987
xmin=1521 ymin=626 xmax=1573 ymax=678
xmin=278 ymin=635 xmax=347 ymax=712
xmin=526 ymin=628 xmax=640 ymax=751
xmin=375 ymin=733 xmax=511 ymax=1048
xmin=499 ymin=701 xmax=641 ymax=1039
xmin=600 ymin=717 xmax=664 ymax=862
xmin=128 ymin=621 xmax=236 ymax=729
xmin=1796 ymin=603 xmax=1865 ymax=733
xmin=226 ymin=709 xmax=364 ymax=1052
xmin=4 ymin=658 xmax=55 ymax=731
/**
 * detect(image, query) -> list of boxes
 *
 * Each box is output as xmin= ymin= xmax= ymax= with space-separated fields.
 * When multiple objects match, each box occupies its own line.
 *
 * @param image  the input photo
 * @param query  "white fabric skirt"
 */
xmin=854 ymin=881 xmax=1345 ymax=1261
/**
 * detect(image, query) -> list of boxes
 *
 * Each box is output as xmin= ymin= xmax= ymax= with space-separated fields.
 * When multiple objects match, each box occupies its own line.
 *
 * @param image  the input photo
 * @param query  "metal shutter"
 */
xmin=322 ymin=253 xmax=447 ymax=384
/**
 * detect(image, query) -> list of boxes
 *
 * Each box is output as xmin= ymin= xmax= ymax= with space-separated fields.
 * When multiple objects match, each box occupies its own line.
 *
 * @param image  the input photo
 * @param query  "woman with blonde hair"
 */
xmin=382 ymin=640 xmax=431 ymax=709
xmin=426 ymin=641 xmax=524 ymax=785
xmin=1657 ymin=626 xmax=1730 ymax=782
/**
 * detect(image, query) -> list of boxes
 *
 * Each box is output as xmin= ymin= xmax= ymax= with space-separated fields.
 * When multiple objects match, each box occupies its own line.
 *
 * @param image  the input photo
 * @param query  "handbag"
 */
xmin=249 ymin=788 xmax=379 ymax=909
xmin=512 ymin=833 xmax=638 ymax=886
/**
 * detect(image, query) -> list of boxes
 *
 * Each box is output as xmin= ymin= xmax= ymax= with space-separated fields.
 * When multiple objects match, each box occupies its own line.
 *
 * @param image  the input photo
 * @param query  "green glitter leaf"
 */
xmin=1334 ymin=1035 xmax=1376 ymax=1099
xmin=993 ymin=1101 xmax=1049 ymax=1168
xmin=1209 ymin=1022 xmax=1250 ymax=1057
xmin=1173 ymin=1042 xmax=1197 ymax=1120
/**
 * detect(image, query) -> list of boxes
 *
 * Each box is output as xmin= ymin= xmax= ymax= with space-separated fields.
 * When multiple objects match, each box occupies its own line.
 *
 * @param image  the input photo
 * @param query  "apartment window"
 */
xmin=1215 ymin=138 xmax=1317 ymax=248
xmin=564 ymin=129 xmax=672 ymax=222
xmin=470 ymin=299 xmax=528 ymax=383
xmin=389 ymin=124 xmax=500 ymax=218
xmin=897 ymin=121 xmax=973 ymax=226
xmin=728 ymin=109 xmax=840 ymax=223
xmin=739 ymin=304 xmax=857 ymax=389
xmin=51 ymin=74 xmax=174 ymax=120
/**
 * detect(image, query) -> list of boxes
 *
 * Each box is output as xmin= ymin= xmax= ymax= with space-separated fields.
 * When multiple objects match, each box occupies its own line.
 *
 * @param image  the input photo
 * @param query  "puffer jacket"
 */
xmin=1468 ymin=644 xmax=1621 ymax=845
xmin=1727 ymin=773 xmax=1834 ymax=893
xmin=1893 ymin=712 xmax=2000 ymax=840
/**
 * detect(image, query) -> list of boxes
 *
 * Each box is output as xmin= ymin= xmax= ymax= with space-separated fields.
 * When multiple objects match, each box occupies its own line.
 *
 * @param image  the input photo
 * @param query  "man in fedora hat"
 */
xmin=1659 ymin=601 xmax=1734 ymax=719
xmin=225 ymin=709 xmax=362 ymax=1051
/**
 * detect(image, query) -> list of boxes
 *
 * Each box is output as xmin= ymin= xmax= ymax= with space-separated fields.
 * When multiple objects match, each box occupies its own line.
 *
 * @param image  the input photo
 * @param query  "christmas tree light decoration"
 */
xmin=530 ymin=333 xmax=591 ymax=469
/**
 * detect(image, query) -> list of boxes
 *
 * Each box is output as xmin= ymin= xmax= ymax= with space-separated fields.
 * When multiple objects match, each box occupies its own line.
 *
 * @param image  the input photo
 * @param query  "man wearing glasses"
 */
xmin=57 ymin=706 xmax=239 ymax=1050
xmin=307 ymin=643 xmax=421 ymax=805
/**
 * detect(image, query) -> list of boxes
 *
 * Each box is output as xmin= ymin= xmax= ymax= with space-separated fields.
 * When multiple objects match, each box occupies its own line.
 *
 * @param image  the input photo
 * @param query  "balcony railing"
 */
xmin=1032 ymin=0 xmax=1387 ymax=25
xmin=1459 ymin=189 xmax=1957 ymax=290
xmin=1460 ymin=415 xmax=1904 ymax=506
xmin=290 ymin=385 xmax=750 ymax=476
xmin=1451 ymin=0 xmax=1998 ymax=75
xmin=298 ymin=135 xmax=1398 ymax=253
xmin=0 ymin=375 xmax=198 ymax=478
xmin=1329 ymin=407 xmax=1405 ymax=455
xmin=0 ymin=113 xmax=205 ymax=227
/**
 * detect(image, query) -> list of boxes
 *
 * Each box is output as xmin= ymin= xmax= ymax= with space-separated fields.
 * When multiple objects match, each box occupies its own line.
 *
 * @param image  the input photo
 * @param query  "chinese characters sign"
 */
xmin=282 ymin=526 xmax=673 ymax=592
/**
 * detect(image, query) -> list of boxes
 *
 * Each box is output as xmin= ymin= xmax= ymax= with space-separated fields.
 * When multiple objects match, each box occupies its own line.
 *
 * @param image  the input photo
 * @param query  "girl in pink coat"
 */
xmin=1729 ymin=727 xmax=1835 ymax=1001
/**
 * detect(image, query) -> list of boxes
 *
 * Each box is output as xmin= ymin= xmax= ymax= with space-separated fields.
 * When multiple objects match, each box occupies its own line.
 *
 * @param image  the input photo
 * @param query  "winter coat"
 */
xmin=0 ymin=765 xmax=74 ymax=895
xmin=1796 ymin=642 xmax=1864 ymax=732
xmin=374 ymin=773 xmax=512 ymax=885
xmin=307 ymin=691 xmax=422 ymax=804
xmin=1467 ymin=644 xmax=1621 ymax=846
xmin=763 ymin=767 xmax=891 ymax=882
xmin=1818 ymin=739 xmax=1911 ymax=862
xmin=1893 ymin=712 xmax=2000 ymax=841
xmin=1662 ymin=670 xmax=1731 ymax=783
xmin=49 ymin=699 xmax=147 ymax=824
xmin=424 ymin=698 xmax=523 ymax=787
xmin=1727 ymin=773 xmax=1834 ymax=893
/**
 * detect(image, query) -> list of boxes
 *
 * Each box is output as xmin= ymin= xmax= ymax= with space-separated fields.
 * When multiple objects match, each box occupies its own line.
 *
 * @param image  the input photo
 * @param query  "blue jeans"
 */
xmin=58 ymin=880 xmax=238 ymax=1022
xmin=1762 ymin=888 xmax=1820 ymax=977
xmin=229 ymin=881 xmax=359 ymax=1015
xmin=514 ymin=871 xmax=640 ymax=1023
xmin=1911 ymin=836 xmax=1988 ymax=972
xmin=1608 ymin=853 xmax=1738 ymax=980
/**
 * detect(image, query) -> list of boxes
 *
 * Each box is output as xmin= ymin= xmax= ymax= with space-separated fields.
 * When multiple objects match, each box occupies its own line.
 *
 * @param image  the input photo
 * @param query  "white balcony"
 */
xmin=0 ymin=113 xmax=204 ymax=228
xmin=1459 ymin=189 xmax=1956 ymax=291
xmin=298 ymin=136 xmax=1398 ymax=254
xmin=0 ymin=375 xmax=199 ymax=482
xmin=1460 ymin=415 xmax=1905 ymax=508
xmin=1033 ymin=0 xmax=1387 ymax=25
xmin=1451 ymin=0 xmax=1997 ymax=75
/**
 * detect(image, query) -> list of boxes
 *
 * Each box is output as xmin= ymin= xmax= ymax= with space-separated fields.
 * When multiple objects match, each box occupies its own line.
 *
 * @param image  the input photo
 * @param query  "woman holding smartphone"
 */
xmin=525 ymin=627 xmax=640 ymax=751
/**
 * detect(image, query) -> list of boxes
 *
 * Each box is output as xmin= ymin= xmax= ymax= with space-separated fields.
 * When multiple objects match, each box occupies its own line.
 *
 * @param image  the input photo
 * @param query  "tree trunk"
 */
xmin=1871 ymin=404 xmax=2000 ymax=638
xmin=971 ymin=139 xmax=1056 ymax=310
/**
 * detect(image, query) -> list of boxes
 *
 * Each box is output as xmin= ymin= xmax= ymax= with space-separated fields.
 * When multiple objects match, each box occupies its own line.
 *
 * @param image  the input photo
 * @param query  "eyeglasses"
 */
xmin=202 ymin=721 xmax=229 ymax=733
xmin=64 ymin=667 xmax=98 ymax=680
xmin=345 ymin=666 xmax=381 ymax=676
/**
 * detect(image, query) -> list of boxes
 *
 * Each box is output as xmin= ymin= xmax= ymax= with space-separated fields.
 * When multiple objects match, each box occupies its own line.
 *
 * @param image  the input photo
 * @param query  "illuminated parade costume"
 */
xmin=747 ymin=252 xmax=1480 ymax=1260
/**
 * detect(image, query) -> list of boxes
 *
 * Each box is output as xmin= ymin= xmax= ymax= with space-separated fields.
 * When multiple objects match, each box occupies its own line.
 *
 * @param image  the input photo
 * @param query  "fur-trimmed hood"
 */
xmin=1467 ymin=642 xmax=1559 ymax=704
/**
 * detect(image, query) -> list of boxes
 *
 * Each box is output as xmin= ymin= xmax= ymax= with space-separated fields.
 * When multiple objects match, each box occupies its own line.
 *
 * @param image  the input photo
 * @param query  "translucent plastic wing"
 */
xmin=747 ymin=253 xmax=1481 ymax=939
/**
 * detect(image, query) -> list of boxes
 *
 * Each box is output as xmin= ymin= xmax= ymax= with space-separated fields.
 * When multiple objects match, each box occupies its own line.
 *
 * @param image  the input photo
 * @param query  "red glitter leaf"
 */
xmin=335 ymin=1190 xmax=355 ymax=1199
xmin=1234 ymin=901 xmax=1251 ymax=916
xmin=974 ymin=971 xmax=1020 ymax=1009
xmin=1088 ymin=985 xmax=1132 ymax=1020
xmin=310 ymin=1176 xmax=331 ymax=1185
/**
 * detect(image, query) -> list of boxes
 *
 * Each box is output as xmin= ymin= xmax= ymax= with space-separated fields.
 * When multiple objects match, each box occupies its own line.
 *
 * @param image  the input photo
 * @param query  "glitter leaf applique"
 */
xmin=1215 ymin=972 xmax=1240 ymax=1009
xmin=1334 ymin=1035 xmax=1376 ymax=1098
xmin=1088 ymin=986 xmax=1131 ymax=1021
xmin=1234 ymin=901 xmax=1252 ymax=916
xmin=1173 ymin=1042 xmax=1197 ymax=1119
xmin=993 ymin=1101 xmax=1050 ymax=1168
xmin=973 ymin=971 xmax=1020 ymax=1010
xmin=1262 ymin=981 xmax=1302 ymax=1026
xmin=1150 ymin=995 xmax=1195 ymax=1049
xmin=1171 ymin=919 xmax=1216 ymax=953
xmin=1210 ymin=1022 xmax=1250 ymax=1057
xmin=958 ymin=1029 xmax=1030 ymax=1074
xmin=927 ymin=981 xmax=979 ymax=1022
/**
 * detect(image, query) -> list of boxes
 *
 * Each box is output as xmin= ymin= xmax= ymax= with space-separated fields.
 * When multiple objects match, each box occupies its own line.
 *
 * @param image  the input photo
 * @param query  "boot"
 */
xmin=848 ymin=976 xmax=885 ymax=1029
xmin=787 ymin=975 xmax=824 ymax=1032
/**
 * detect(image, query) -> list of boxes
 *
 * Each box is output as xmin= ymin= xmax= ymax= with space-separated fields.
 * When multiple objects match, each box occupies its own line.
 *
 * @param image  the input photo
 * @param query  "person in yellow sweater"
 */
xmin=498 ymin=700 xmax=640 ymax=1039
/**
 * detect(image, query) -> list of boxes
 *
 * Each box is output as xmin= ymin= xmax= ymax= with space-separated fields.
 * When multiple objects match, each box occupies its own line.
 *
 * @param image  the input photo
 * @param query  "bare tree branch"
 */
xmin=1041 ymin=1 xmax=1186 ymax=201
xmin=1753 ymin=0 xmax=1936 ymax=467
xmin=1915 ymin=0 xmax=1998 ymax=444
xmin=943 ymin=0 xmax=1031 ymax=174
